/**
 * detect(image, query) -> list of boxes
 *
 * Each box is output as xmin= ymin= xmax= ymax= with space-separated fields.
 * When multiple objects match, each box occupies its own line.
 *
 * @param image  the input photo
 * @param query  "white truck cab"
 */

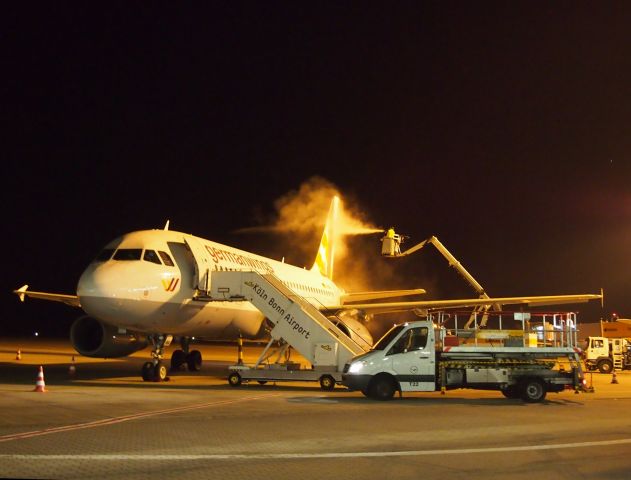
xmin=344 ymin=322 xmax=437 ymax=398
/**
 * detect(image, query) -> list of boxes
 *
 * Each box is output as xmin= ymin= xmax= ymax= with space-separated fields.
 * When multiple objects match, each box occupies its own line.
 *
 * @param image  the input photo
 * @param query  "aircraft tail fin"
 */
xmin=311 ymin=196 xmax=339 ymax=280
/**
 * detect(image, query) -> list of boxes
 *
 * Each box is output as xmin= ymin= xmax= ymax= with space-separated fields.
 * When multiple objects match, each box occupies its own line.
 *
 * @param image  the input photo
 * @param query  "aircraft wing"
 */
xmin=13 ymin=285 xmax=81 ymax=308
xmin=341 ymin=288 xmax=426 ymax=303
xmin=323 ymin=293 xmax=602 ymax=315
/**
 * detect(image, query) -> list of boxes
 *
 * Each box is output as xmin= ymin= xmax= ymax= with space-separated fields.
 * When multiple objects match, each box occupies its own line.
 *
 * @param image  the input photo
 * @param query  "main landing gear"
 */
xmin=169 ymin=336 xmax=203 ymax=373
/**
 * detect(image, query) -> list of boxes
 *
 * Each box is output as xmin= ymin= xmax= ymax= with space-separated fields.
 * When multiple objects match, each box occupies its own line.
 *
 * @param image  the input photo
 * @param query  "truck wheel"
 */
xmin=319 ymin=375 xmax=336 ymax=391
xmin=501 ymin=385 xmax=521 ymax=399
xmin=228 ymin=372 xmax=242 ymax=387
xmin=521 ymin=378 xmax=547 ymax=403
xmin=369 ymin=376 xmax=396 ymax=401
xmin=598 ymin=359 xmax=613 ymax=374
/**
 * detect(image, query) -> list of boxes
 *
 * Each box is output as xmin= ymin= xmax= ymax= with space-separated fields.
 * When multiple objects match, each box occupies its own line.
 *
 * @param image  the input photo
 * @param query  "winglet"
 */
xmin=601 ymin=287 xmax=604 ymax=309
xmin=163 ymin=220 xmax=170 ymax=231
xmin=15 ymin=284 xmax=29 ymax=302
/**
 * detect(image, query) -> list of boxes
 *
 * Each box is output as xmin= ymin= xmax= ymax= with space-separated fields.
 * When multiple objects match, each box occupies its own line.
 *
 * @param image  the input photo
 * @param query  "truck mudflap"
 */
xmin=573 ymin=365 xmax=587 ymax=393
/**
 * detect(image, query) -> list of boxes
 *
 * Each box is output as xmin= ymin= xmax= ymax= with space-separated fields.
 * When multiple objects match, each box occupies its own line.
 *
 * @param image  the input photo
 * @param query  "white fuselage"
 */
xmin=76 ymin=229 xmax=343 ymax=339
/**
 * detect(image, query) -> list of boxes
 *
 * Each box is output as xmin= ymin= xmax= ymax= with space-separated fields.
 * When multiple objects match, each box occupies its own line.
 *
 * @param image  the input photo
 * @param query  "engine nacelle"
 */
xmin=331 ymin=309 xmax=374 ymax=349
xmin=70 ymin=316 xmax=147 ymax=358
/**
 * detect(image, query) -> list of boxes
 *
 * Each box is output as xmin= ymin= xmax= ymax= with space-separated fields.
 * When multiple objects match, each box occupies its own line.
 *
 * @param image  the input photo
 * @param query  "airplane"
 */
xmin=14 ymin=196 xmax=602 ymax=382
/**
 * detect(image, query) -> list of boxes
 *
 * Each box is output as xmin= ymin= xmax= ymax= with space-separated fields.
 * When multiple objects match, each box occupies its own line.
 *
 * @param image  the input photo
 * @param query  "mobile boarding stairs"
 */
xmin=207 ymin=271 xmax=371 ymax=390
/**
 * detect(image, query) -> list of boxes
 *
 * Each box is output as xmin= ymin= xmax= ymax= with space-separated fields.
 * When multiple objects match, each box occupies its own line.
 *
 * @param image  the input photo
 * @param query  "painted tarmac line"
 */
xmin=0 ymin=393 xmax=281 ymax=443
xmin=2 ymin=438 xmax=631 ymax=460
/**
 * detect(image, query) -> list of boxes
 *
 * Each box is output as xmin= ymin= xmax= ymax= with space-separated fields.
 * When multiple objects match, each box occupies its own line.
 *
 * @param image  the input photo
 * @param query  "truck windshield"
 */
xmin=372 ymin=325 xmax=406 ymax=350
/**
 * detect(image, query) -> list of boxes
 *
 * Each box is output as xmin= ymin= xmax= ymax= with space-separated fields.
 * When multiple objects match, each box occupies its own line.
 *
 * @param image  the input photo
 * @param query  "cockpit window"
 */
xmin=94 ymin=248 xmax=115 ymax=262
xmin=158 ymin=250 xmax=174 ymax=266
xmin=143 ymin=250 xmax=162 ymax=265
xmin=113 ymin=249 xmax=142 ymax=261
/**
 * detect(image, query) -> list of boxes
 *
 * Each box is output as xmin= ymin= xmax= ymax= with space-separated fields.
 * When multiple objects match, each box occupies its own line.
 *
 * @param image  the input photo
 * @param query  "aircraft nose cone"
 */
xmin=80 ymin=261 xmax=135 ymax=296
xmin=77 ymin=263 xmax=129 ymax=319
xmin=77 ymin=264 xmax=107 ymax=298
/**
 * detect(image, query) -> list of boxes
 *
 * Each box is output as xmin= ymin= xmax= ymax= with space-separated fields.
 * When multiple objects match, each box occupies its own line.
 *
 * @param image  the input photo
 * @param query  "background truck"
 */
xmin=583 ymin=336 xmax=631 ymax=373
xmin=342 ymin=311 xmax=585 ymax=403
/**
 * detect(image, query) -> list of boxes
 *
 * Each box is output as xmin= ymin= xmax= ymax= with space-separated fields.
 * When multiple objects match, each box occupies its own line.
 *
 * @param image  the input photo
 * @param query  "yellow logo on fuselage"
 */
xmin=162 ymin=278 xmax=180 ymax=292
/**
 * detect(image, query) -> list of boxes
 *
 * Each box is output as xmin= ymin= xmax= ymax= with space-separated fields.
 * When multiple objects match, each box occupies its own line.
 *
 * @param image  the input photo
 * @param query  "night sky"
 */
xmin=3 ymin=3 xmax=630 ymax=337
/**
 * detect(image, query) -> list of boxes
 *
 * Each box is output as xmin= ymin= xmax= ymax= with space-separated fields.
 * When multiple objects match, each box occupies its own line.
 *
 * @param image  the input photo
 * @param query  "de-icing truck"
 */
xmin=342 ymin=311 xmax=585 ymax=402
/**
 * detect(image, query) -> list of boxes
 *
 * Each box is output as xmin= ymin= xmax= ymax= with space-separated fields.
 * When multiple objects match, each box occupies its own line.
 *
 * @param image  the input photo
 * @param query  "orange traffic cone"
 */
xmin=16 ymin=349 xmax=21 ymax=361
xmin=33 ymin=366 xmax=47 ymax=392
xmin=68 ymin=356 xmax=76 ymax=376
xmin=611 ymin=370 xmax=619 ymax=384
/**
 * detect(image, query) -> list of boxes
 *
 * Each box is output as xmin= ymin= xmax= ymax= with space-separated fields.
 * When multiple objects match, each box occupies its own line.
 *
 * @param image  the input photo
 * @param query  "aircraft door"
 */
xmin=388 ymin=326 xmax=435 ymax=392
xmin=184 ymin=236 xmax=214 ymax=295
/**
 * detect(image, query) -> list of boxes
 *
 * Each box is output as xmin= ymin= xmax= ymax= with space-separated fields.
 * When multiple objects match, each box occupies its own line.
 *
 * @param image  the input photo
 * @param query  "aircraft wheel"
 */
xmin=319 ymin=375 xmax=336 ymax=391
xmin=186 ymin=350 xmax=202 ymax=371
xmin=141 ymin=362 xmax=154 ymax=382
xmin=170 ymin=349 xmax=186 ymax=371
xmin=153 ymin=362 xmax=168 ymax=382
xmin=228 ymin=372 xmax=242 ymax=387
xmin=521 ymin=378 xmax=547 ymax=403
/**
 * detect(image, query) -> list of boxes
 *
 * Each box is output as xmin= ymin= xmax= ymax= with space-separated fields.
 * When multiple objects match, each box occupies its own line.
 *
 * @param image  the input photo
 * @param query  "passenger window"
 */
xmin=94 ymin=248 xmax=115 ymax=262
xmin=158 ymin=251 xmax=174 ymax=266
xmin=113 ymin=249 xmax=142 ymax=261
xmin=143 ymin=250 xmax=162 ymax=265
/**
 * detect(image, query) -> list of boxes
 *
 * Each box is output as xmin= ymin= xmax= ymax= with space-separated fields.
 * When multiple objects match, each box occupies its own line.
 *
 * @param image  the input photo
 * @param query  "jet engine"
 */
xmin=330 ymin=309 xmax=374 ymax=348
xmin=70 ymin=316 xmax=147 ymax=358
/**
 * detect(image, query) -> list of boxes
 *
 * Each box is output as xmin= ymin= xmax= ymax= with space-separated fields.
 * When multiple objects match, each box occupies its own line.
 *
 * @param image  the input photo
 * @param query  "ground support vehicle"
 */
xmin=342 ymin=310 xmax=585 ymax=402
xmin=584 ymin=336 xmax=631 ymax=373
xmin=209 ymin=271 xmax=370 ymax=390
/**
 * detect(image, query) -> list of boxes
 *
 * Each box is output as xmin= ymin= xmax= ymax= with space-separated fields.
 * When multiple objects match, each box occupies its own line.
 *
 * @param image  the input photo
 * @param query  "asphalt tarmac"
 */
xmin=2 ymin=338 xmax=631 ymax=480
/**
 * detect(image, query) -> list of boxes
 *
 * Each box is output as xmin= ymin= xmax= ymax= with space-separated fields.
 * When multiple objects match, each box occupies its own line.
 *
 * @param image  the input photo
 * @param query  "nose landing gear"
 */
xmin=141 ymin=334 xmax=172 ymax=382
xmin=141 ymin=360 xmax=168 ymax=381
